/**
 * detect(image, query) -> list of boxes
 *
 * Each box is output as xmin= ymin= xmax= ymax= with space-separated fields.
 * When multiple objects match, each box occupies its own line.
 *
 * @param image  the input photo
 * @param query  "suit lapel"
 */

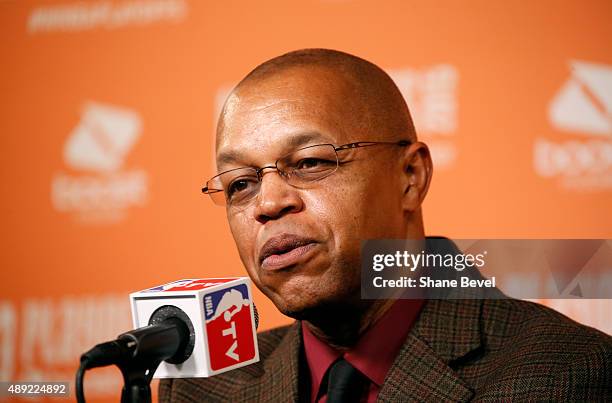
xmin=377 ymin=299 xmax=483 ymax=402
xmin=242 ymin=322 xmax=302 ymax=402
xmin=377 ymin=333 xmax=474 ymax=402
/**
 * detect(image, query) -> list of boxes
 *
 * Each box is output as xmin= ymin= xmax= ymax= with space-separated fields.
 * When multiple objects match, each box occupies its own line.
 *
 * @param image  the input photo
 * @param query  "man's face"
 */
xmin=216 ymin=67 xmax=408 ymax=317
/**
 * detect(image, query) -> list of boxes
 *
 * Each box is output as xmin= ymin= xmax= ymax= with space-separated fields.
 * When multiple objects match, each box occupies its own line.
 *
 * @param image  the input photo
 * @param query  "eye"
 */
xmin=295 ymin=158 xmax=336 ymax=171
xmin=296 ymin=158 xmax=323 ymax=170
xmin=227 ymin=177 xmax=257 ymax=199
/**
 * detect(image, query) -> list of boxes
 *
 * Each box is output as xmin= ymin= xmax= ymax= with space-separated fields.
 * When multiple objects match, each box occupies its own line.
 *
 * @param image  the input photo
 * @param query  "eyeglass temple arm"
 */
xmin=202 ymin=187 xmax=224 ymax=194
xmin=335 ymin=139 xmax=411 ymax=151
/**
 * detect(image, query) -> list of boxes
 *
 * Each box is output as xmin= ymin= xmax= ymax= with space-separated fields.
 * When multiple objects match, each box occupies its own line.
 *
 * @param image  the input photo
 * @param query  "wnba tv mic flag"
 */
xmin=130 ymin=278 xmax=259 ymax=378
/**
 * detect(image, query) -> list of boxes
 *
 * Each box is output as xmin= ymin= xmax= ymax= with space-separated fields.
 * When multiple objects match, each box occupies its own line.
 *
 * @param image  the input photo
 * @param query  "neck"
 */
xmin=303 ymin=298 xmax=396 ymax=350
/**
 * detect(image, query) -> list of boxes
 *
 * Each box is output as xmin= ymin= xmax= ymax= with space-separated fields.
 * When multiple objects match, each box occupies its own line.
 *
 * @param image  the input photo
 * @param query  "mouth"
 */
xmin=259 ymin=234 xmax=318 ymax=271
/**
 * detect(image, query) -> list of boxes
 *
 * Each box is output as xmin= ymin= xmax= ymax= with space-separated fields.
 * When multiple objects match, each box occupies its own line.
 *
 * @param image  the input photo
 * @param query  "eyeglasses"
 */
xmin=202 ymin=140 xmax=410 ymax=208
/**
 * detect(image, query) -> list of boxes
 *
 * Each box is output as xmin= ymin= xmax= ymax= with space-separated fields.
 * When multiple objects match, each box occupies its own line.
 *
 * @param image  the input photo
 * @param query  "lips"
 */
xmin=259 ymin=234 xmax=317 ymax=270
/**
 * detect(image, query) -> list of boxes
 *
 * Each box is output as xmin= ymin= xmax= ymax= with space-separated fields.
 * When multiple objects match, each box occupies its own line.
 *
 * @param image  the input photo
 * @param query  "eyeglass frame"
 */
xmin=201 ymin=139 xmax=411 ymax=206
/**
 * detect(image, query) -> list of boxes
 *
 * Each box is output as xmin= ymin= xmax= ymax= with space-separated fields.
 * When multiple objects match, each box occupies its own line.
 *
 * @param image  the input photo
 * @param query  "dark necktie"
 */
xmin=325 ymin=358 xmax=368 ymax=403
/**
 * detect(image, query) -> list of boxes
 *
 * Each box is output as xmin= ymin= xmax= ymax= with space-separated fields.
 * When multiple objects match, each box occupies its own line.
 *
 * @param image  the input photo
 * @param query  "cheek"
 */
xmin=308 ymin=178 xmax=372 ymax=253
xmin=227 ymin=212 xmax=258 ymax=269
xmin=312 ymin=174 xmax=402 ymax=243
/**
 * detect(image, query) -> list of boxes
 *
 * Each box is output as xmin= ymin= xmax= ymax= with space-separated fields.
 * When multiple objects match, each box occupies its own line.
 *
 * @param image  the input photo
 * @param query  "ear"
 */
xmin=400 ymin=141 xmax=433 ymax=212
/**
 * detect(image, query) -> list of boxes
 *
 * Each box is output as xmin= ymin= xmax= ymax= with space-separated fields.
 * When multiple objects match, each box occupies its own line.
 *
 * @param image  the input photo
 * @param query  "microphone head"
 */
xmin=148 ymin=305 xmax=196 ymax=364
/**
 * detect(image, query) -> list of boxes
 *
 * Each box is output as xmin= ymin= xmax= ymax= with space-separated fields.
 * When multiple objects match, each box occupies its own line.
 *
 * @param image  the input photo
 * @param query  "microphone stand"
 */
xmin=118 ymin=318 xmax=189 ymax=403
xmin=118 ymin=357 xmax=160 ymax=403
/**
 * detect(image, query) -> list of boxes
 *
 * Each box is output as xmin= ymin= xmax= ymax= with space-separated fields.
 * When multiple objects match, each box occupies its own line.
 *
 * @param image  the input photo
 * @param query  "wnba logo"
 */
xmin=51 ymin=101 xmax=149 ymax=223
xmin=534 ymin=60 xmax=612 ymax=190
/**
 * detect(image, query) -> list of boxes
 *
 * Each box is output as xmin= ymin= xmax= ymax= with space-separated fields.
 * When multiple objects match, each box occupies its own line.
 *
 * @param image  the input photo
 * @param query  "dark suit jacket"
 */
xmin=159 ymin=298 xmax=612 ymax=402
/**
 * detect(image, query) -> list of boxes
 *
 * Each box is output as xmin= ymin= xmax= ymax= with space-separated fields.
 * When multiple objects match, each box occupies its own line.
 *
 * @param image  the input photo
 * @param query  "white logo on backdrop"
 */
xmin=51 ymin=102 xmax=148 ymax=224
xmin=534 ymin=60 xmax=612 ymax=190
xmin=27 ymin=0 xmax=187 ymax=34
xmin=388 ymin=65 xmax=459 ymax=169
xmin=549 ymin=61 xmax=612 ymax=135
xmin=0 ymin=296 xmax=131 ymax=397
xmin=64 ymin=102 xmax=141 ymax=173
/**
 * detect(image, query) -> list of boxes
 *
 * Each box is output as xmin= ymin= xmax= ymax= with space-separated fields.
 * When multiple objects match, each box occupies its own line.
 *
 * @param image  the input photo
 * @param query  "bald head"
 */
xmin=217 ymin=49 xmax=416 ymax=148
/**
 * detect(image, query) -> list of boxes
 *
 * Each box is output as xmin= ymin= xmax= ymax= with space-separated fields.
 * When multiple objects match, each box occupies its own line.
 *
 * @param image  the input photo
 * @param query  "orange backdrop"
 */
xmin=1 ymin=0 xmax=611 ymax=401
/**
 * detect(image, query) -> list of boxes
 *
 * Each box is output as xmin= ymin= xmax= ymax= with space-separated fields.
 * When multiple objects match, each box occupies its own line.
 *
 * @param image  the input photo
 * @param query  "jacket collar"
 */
xmin=243 ymin=321 xmax=302 ymax=402
xmin=377 ymin=298 xmax=482 ymax=402
xmin=412 ymin=298 xmax=483 ymax=363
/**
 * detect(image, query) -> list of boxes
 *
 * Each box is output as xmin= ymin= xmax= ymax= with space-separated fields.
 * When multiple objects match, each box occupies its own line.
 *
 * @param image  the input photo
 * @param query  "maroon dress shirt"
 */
xmin=301 ymin=299 xmax=424 ymax=403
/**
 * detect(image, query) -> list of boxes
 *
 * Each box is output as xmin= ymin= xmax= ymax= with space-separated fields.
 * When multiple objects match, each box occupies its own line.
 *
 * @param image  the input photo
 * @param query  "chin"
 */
xmin=272 ymin=284 xmax=360 ymax=322
xmin=278 ymin=303 xmax=330 ymax=322
xmin=269 ymin=293 xmax=321 ymax=320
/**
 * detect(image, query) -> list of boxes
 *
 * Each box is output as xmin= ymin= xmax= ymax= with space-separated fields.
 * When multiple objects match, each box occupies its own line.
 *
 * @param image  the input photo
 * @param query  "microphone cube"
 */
xmin=129 ymin=277 xmax=260 ymax=378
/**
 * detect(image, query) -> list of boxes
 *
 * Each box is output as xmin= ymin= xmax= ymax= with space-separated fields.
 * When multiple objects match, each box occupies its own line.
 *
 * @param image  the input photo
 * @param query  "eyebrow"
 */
xmin=216 ymin=131 xmax=332 ymax=170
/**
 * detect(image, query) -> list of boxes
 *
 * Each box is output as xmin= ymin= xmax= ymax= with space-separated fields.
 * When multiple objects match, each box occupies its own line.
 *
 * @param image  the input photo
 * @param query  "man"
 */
xmin=160 ymin=49 xmax=611 ymax=402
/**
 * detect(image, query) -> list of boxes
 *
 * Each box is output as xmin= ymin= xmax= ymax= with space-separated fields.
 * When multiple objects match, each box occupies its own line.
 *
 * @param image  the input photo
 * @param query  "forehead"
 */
xmin=216 ymin=67 xmax=364 ymax=169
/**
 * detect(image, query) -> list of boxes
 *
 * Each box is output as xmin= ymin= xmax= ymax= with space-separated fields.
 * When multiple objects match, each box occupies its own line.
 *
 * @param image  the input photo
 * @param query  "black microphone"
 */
xmin=80 ymin=309 xmax=193 ymax=370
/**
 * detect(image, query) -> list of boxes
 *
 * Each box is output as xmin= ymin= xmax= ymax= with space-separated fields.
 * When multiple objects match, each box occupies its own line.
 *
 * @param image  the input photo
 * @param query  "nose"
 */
xmin=253 ymin=169 xmax=304 ymax=224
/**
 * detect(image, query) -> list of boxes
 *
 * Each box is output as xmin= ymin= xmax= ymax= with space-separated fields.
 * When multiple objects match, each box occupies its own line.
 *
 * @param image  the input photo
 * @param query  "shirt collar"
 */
xmin=302 ymin=299 xmax=423 ymax=398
